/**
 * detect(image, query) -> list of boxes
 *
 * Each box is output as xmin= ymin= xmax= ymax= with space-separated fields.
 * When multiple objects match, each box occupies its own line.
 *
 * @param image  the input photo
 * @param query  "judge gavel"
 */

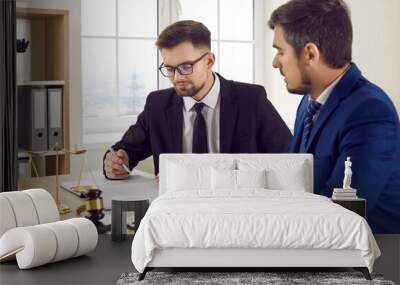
xmin=82 ymin=189 xmax=111 ymax=234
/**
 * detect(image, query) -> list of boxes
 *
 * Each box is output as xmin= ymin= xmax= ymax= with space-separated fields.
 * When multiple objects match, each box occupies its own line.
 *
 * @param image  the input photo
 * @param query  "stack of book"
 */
xmin=332 ymin=188 xmax=358 ymax=200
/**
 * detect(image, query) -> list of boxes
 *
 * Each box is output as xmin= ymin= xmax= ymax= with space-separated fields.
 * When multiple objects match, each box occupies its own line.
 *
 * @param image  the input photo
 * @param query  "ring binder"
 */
xmin=18 ymin=84 xmax=64 ymax=152
xmin=18 ymin=86 xmax=48 ymax=151
xmin=48 ymin=86 xmax=64 ymax=149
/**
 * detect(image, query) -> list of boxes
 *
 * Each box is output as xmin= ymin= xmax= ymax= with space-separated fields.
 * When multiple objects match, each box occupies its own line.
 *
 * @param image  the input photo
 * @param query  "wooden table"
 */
xmin=18 ymin=170 xmax=156 ymax=220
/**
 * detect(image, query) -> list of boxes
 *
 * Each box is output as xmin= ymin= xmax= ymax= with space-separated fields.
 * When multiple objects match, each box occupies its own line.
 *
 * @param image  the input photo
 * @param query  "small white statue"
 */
xmin=342 ymin=156 xmax=353 ymax=189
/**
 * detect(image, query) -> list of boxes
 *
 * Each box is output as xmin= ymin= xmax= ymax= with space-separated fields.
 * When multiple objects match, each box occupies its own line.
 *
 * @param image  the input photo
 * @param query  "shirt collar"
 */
xmin=310 ymin=70 xmax=347 ymax=106
xmin=183 ymin=73 xmax=220 ymax=111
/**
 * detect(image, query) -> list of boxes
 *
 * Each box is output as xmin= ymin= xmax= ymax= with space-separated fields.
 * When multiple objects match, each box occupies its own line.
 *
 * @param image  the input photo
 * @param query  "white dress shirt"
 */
xmin=182 ymin=73 xmax=220 ymax=153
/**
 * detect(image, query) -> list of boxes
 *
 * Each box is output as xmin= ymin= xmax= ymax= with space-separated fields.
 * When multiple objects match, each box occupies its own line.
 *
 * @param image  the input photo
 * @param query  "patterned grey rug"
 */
xmin=116 ymin=271 xmax=396 ymax=285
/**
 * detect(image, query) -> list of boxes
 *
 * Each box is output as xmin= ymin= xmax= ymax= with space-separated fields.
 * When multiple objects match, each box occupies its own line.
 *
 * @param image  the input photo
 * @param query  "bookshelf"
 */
xmin=16 ymin=8 xmax=70 ymax=178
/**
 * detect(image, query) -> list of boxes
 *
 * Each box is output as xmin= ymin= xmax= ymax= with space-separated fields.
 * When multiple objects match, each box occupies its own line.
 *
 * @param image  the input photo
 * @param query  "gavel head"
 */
xmin=84 ymin=189 xmax=104 ymax=213
xmin=86 ymin=189 xmax=102 ymax=199
xmin=84 ymin=188 xmax=106 ymax=224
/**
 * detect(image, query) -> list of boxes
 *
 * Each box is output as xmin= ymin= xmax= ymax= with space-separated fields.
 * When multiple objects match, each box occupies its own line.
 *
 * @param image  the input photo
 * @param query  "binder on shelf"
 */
xmin=47 ymin=86 xmax=64 ymax=150
xmin=18 ymin=86 xmax=48 ymax=151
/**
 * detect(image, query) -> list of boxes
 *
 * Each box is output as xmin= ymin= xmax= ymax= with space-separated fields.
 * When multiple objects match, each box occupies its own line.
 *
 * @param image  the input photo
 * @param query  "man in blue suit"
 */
xmin=268 ymin=0 xmax=400 ymax=233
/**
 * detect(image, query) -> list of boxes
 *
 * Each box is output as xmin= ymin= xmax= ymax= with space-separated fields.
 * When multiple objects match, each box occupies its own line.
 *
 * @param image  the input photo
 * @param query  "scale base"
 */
xmin=58 ymin=203 xmax=72 ymax=215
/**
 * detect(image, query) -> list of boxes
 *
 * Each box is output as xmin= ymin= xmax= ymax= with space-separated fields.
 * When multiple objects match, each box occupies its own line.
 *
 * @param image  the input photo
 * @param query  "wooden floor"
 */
xmin=0 ymin=235 xmax=134 ymax=285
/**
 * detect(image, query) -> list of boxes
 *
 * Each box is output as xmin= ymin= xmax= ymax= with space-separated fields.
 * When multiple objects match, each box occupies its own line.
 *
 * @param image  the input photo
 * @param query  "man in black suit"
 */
xmin=104 ymin=20 xmax=292 ymax=179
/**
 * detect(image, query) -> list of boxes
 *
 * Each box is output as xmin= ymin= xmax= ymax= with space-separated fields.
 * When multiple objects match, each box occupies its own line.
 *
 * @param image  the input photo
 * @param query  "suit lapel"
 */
xmin=165 ymin=92 xmax=183 ymax=153
xmin=218 ymin=74 xmax=238 ymax=153
xmin=289 ymin=97 xmax=308 ymax=152
xmin=305 ymin=63 xmax=363 ymax=151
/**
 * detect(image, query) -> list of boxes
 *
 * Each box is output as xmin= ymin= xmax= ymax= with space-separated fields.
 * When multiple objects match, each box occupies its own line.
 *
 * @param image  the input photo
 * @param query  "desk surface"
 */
xmin=18 ymin=170 xmax=156 ymax=219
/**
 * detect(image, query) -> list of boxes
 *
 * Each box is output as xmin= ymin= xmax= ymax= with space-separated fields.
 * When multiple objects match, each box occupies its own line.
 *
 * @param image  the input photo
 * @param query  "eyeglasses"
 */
xmin=158 ymin=52 xmax=209 ymax=78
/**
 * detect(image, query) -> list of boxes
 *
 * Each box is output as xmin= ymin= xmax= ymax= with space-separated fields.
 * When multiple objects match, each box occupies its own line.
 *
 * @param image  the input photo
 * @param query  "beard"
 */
xmin=285 ymin=62 xmax=312 ymax=95
xmin=174 ymin=81 xmax=206 ymax=98
xmin=287 ymin=83 xmax=310 ymax=95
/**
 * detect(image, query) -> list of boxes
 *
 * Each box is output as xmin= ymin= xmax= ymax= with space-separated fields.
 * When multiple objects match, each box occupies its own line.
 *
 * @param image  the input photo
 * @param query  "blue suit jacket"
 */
xmin=289 ymin=64 xmax=400 ymax=234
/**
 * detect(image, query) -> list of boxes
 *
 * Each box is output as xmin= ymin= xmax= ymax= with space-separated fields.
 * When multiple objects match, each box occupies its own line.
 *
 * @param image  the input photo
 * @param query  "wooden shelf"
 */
xmin=18 ymin=149 xmax=68 ymax=159
xmin=17 ymin=80 xmax=65 ymax=86
xmin=17 ymin=7 xmax=70 ymax=178
xmin=16 ymin=7 xmax=68 ymax=18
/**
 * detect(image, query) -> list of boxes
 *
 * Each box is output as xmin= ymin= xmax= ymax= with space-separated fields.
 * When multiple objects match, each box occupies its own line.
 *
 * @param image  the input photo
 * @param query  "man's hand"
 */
xmin=104 ymin=149 xmax=130 ymax=179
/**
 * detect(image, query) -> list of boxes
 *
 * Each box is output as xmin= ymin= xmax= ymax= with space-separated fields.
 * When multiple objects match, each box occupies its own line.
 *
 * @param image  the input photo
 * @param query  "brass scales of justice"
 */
xmin=27 ymin=144 xmax=111 ymax=233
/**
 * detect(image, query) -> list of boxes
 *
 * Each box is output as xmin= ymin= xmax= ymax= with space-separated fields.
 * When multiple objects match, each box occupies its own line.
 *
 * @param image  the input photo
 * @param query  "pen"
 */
xmin=108 ymin=147 xmax=130 ymax=174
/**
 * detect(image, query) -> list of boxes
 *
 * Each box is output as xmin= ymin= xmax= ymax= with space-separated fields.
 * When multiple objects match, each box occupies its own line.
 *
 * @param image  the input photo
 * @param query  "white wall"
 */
xmin=349 ymin=0 xmax=400 ymax=113
xmin=264 ymin=0 xmax=400 ymax=130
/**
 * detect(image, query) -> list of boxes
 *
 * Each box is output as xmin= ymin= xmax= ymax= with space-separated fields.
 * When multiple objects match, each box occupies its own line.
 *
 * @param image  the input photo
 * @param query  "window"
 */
xmin=81 ymin=0 xmax=263 ymax=145
xmin=175 ymin=0 xmax=254 ymax=84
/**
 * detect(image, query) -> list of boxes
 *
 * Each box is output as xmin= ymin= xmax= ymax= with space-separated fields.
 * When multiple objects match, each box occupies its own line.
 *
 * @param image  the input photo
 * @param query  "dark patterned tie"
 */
xmin=192 ymin=103 xmax=208 ymax=153
xmin=300 ymin=100 xmax=322 ymax=152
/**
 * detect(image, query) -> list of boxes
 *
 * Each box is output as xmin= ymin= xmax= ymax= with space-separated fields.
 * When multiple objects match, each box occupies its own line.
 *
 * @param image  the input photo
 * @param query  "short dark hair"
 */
xmin=268 ymin=0 xmax=352 ymax=68
xmin=156 ymin=20 xmax=211 ymax=50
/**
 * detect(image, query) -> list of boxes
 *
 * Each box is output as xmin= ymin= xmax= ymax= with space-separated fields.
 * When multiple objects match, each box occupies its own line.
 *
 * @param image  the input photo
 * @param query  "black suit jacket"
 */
xmin=109 ymin=74 xmax=292 ymax=174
